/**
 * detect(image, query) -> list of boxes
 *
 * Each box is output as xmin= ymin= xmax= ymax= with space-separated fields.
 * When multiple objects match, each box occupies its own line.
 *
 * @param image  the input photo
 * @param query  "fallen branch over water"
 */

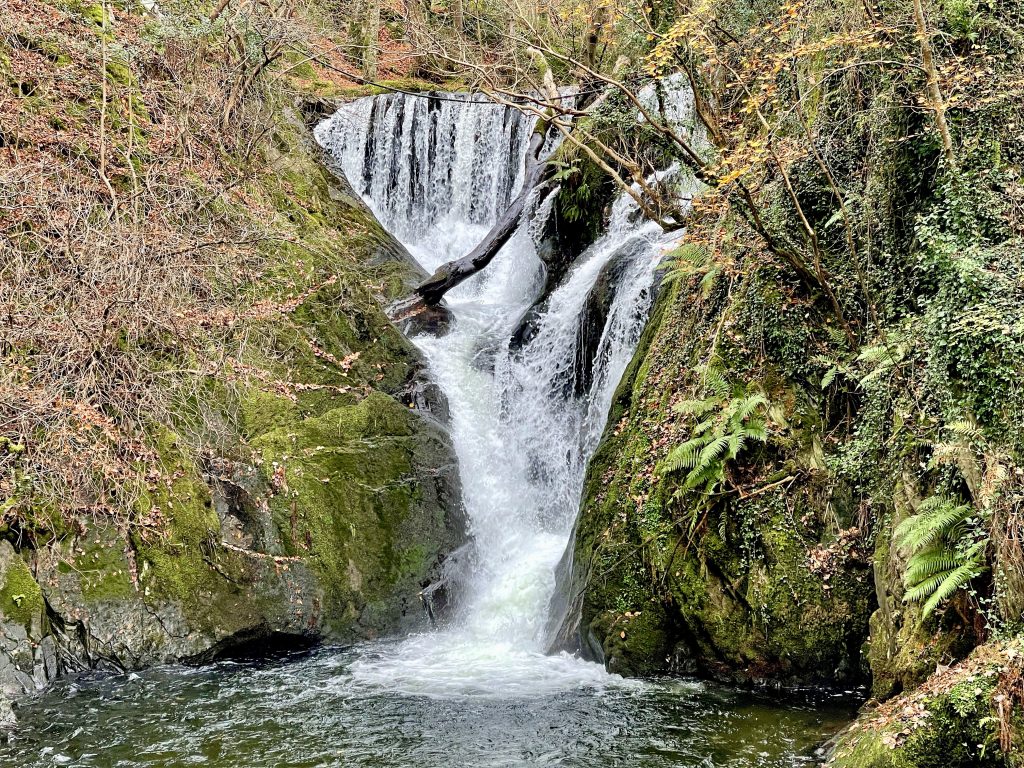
xmin=413 ymin=122 xmax=554 ymax=306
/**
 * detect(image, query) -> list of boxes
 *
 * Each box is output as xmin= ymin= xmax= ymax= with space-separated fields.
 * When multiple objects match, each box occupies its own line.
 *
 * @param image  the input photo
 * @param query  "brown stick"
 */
xmin=209 ymin=0 xmax=231 ymax=21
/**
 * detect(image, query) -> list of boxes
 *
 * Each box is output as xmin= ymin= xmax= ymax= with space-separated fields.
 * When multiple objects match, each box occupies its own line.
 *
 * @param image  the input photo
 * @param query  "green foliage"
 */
xmin=660 ymin=369 xmax=769 ymax=503
xmin=917 ymin=203 xmax=1024 ymax=448
xmin=556 ymin=165 xmax=591 ymax=223
xmin=660 ymin=243 xmax=721 ymax=299
xmin=857 ymin=331 xmax=911 ymax=388
xmin=895 ymin=495 xmax=989 ymax=617
xmin=941 ymin=0 xmax=982 ymax=41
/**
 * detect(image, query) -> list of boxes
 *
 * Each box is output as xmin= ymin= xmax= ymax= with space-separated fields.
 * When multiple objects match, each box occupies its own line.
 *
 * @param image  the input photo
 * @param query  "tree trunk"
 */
xmin=584 ymin=6 xmax=607 ymax=70
xmin=912 ymin=0 xmax=956 ymax=169
xmin=414 ymin=124 xmax=552 ymax=306
xmin=362 ymin=0 xmax=381 ymax=81
xmin=406 ymin=0 xmax=427 ymax=76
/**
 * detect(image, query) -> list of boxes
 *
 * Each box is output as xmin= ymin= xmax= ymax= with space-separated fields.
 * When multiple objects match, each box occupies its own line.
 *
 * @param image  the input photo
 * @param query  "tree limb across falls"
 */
xmin=387 ymin=117 xmax=555 ymax=323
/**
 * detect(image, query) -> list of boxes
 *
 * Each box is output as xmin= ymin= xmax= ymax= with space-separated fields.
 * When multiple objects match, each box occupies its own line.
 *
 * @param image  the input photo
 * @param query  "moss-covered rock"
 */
xmin=554 ymin=265 xmax=874 ymax=684
xmin=829 ymin=641 xmax=1020 ymax=768
xmin=251 ymin=391 xmax=463 ymax=637
xmin=0 ymin=544 xmax=44 ymax=634
xmin=0 ymin=541 xmax=51 ymax=729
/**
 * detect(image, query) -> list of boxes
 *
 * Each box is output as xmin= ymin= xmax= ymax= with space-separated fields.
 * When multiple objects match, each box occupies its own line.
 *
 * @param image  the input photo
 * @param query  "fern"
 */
xmin=946 ymin=418 xmax=981 ymax=440
xmin=660 ymin=382 xmax=769 ymax=497
xmin=672 ymin=397 xmax=719 ymax=417
xmin=704 ymin=367 xmax=730 ymax=399
xmin=820 ymin=366 xmax=839 ymax=389
xmin=894 ymin=496 xmax=971 ymax=553
xmin=895 ymin=496 xmax=989 ymax=617
xmin=661 ymin=244 xmax=713 ymax=289
xmin=857 ymin=333 xmax=910 ymax=387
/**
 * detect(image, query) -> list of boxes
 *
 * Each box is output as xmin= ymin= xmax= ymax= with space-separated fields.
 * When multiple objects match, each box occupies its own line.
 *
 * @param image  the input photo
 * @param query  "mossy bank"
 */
xmin=550 ymin=0 xmax=1023 ymax=761
xmin=0 ymin=0 xmax=464 ymax=727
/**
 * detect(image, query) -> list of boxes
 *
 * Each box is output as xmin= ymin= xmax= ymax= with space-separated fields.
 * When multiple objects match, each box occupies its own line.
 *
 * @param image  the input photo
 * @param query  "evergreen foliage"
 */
xmin=659 ymin=369 xmax=769 ymax=497
xmin=895 ymin=496 xmax=989 ymax=617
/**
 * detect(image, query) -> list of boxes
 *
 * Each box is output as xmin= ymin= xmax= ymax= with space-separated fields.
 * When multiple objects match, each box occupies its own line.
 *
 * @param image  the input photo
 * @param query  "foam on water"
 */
xmin=315 ymin=90 xmax=695 ymax=696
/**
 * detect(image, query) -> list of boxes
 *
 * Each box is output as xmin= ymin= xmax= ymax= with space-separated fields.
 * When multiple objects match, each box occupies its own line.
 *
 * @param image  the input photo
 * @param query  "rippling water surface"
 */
xmin=0 ymin=644 xmax=855 ymax=768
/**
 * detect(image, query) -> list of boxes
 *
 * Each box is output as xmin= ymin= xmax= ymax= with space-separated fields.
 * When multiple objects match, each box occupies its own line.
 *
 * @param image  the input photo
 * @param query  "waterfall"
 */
xmin=315 ymin=89 xmax=695 ymax=695
xmin=315 ymin=92 xmax=533 ymax=273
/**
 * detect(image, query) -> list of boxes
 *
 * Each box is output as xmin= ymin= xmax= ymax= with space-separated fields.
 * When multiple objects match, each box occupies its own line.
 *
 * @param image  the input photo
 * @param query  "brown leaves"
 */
xmin=0 ymin=0 xmax=371 ymax=539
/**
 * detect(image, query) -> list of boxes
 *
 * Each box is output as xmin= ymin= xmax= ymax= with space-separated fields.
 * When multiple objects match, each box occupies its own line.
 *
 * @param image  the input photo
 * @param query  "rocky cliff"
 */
xmin=550 ymin=0 xmax=1024 ymax=762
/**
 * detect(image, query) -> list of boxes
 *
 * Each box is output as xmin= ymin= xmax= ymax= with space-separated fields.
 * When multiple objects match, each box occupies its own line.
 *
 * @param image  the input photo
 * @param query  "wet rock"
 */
xmin=387 ymin=294 xmax=453 ymax=337
xmin=399 ymin=368 xmax=452 ymax=425
xmin=420 ymin=543 xmax=475 ymax=628
xmin=569 ymin=242 xmax=638 ymax=397
xmin=509 ymin=306 xmax=542 ymax=351
xmin=184 ymin=626 xmax=320 ymax=665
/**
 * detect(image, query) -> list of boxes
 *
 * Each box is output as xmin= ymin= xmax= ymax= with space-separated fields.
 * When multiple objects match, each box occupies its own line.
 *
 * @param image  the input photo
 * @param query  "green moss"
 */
xmin=830 ymin=728 xmax=903 ymax=768
xmin=250 ymin=392 xmax=424 ymax=628
xmin=0 ymin=550 xmax=44 ymax=631
xmin=131 ymin=429 xmax=272 ymax=635
xmin=331 ymin=78 xmax=448 ymax=99
xmin=105 ymin=59 xmax=131 ymax=86
xmin=67 ymin=1 xmax=107 ymax=27
xmin=238 ymin=387 xmax=300 ymax=440
xmin=593 ymin=604 xmax=673 ymax=676
xmin=831 ymin=665 xmax=1004 ymax=768
xmin=285 ymin=58 xmax=317 ymax=80
xmin=71 ymin=530 xmax=135 ymax=602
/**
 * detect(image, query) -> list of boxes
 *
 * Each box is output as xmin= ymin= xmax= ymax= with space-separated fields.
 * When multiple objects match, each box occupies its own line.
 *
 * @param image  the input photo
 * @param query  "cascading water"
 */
xmin=0 ymin=87 xmax=858 ymax=768
xmin=314 ymin=92 xmax=689 ymax=694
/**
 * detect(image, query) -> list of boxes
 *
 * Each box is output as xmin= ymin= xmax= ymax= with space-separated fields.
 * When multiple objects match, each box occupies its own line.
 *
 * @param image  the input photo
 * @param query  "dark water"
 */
xmin=0 ymin=644 xmax=856 ymax=768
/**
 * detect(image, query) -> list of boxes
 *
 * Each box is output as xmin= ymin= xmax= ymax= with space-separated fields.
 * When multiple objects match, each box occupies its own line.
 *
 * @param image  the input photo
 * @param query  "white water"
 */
xmin=315 ymin=90 xmax=694 ymax=697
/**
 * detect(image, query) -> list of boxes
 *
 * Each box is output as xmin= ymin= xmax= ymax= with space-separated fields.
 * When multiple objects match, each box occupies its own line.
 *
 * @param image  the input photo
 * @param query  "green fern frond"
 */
xmin=697 ymin=435 xmax=731 ymax=468
xmin=683 ymin=462 xmax=725 ymax=493
xmin=672 ymin=243 xmax=708 ymax=266
xmin=728 ymin=432 xmax=744 ymax=455
xmin=904 ymin=549 xmax=960 ymax=584
xmin=894 ymin=497 xmax=972 ymax=556
xmin=897 ymin=495 xmax=989 ymax=616
xmin=903 ymin=571 xmax=952 ymax=604
xmin=920 ymin=558 xmax=986 ymax=617
xmin=699 ymin=266 xmax=722 ymax=298
xmin=946 ymin=419 xmax=981 ymax=439
xmin=824 ymin=325 xmax=849 ymax=347
xmin=663 ymin=371 xmax=771 ymax=505
xmin=821 ymin=366 xmax=839 ymax=390
xmin=704 ymin=368 xmax=730 ymax=399
xmin=857 ymin=344 xmax=894 ymax=365
xmin=739 ymin=422 xmax=768 ymax=443
xmin=691 ymin=418 xmax=716 ymax=436
xmin=735 ymin=393 xmax=768 ymax=421
xmin=661 ymin=440 xmax=704 ymax=473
